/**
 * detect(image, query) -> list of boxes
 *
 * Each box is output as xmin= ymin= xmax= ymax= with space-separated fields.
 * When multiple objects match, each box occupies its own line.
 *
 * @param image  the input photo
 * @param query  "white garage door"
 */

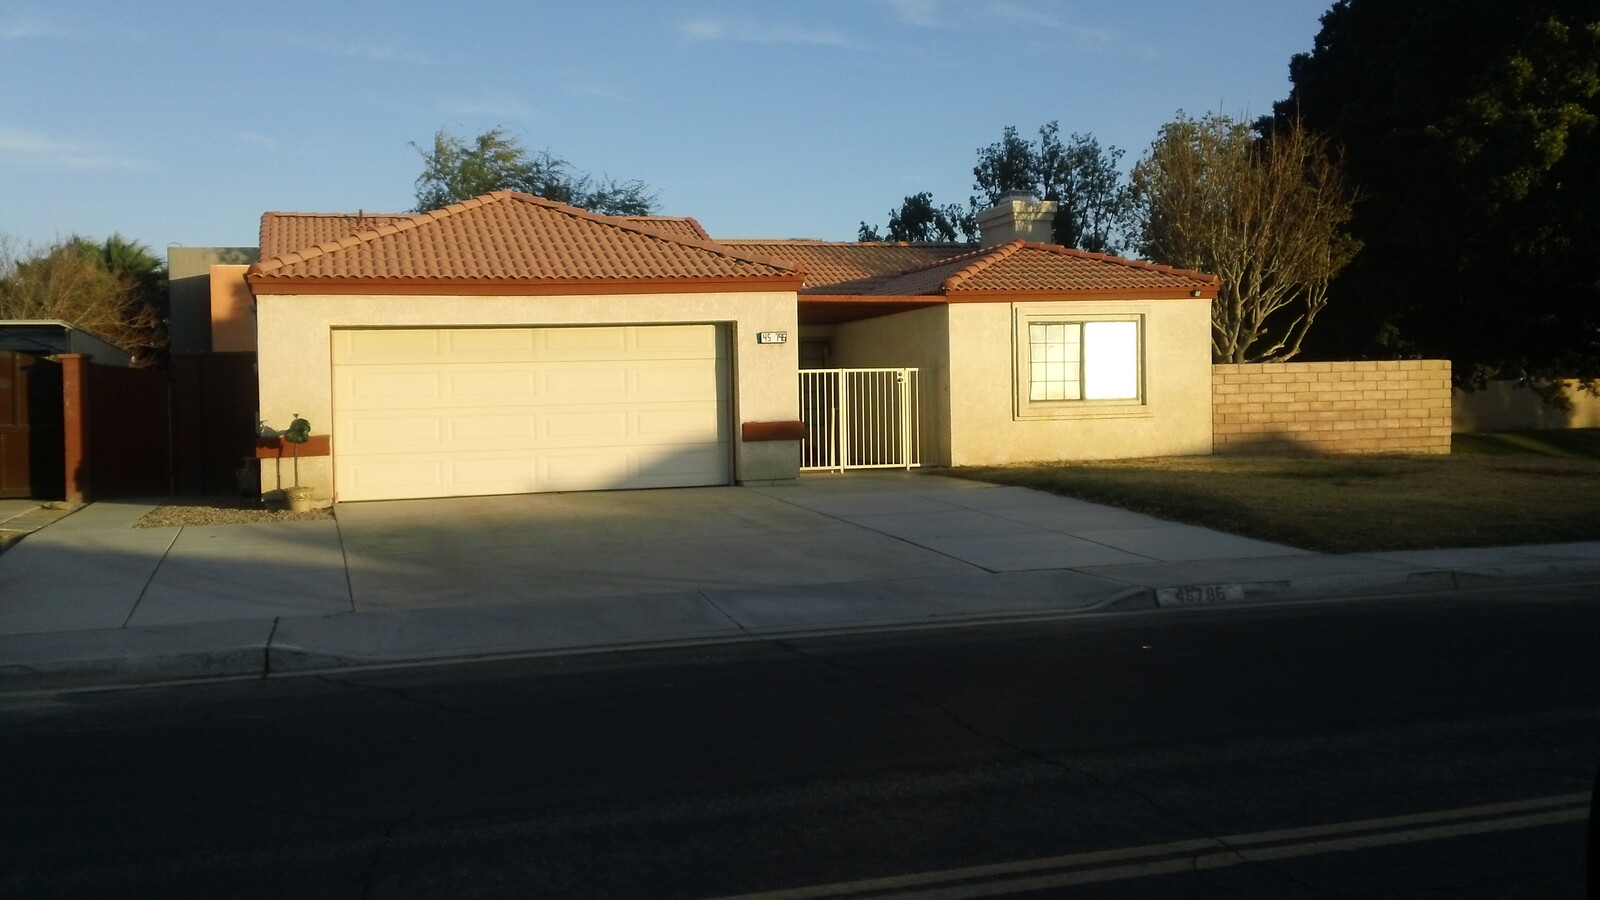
xmin=332 ymin=325 xmax=730 ymax=501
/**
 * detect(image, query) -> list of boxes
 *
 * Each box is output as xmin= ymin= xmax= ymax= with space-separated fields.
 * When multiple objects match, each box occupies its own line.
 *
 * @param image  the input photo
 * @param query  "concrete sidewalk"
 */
xmin=3 ymin=472 xmax=1598 ymax=691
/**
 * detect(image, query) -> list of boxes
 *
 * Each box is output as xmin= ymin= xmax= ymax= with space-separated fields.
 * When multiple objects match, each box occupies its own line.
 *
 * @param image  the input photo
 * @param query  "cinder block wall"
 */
xmin=1212 ymin=360 xmax=1452 ymax=454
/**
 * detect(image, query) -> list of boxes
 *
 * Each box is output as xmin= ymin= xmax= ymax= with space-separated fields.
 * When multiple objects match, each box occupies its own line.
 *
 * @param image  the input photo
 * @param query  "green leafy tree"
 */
xmin=0 ymin=234 xmax=168 ymax=363
xmin=971 ymin=126 xmax=1039 ymax=203
xmin=858 ymin=192 xmax=975 ymax=242
xmin=412 ymin=127 xmax=657 ymax=216
xmin=1132 ymin=113 xmax=1359 ymax=363
xmin=971 ymin=122 xmax=1134 ymax=254
xmin=1275 ymin=0 xmax=1600 ymax=392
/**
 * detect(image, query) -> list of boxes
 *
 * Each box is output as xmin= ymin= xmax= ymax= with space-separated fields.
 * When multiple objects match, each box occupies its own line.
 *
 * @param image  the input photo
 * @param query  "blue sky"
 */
xmin=1 ymin=0 xmax=1331 ymax=255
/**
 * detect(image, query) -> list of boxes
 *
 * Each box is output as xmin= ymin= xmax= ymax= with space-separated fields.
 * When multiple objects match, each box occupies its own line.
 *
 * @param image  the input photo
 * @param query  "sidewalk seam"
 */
xmin=120 ymin=526 xmax=183 ymax=628
xmin=263 ymin=617 xmax=280 ymax=677
xmin=332 ymin=513 xmax=356 ymax=614
xmin=697 ymin=592 xmax=750 ymax=634
xmin=755 ymin=489 xmax=999 ymax=575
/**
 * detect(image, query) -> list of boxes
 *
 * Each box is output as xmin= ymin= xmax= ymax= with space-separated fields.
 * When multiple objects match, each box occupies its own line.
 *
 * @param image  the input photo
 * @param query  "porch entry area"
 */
xmin=799 ymin=368 xmax=921 ymax=471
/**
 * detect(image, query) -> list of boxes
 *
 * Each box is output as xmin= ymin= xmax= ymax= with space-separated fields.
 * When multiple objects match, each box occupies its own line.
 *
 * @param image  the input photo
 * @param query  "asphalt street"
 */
xmin=3 ymin=584 xmax=1598 ymax=898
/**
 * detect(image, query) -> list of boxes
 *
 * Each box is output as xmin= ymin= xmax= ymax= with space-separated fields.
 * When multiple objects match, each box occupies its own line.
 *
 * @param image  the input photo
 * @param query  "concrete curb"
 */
xmin=1147 ymin=562 xmax=1600 ymax=611
xmin=3 ymin=564 xmax=1598 ymax=694
xmin=0 ymin=619 xmax=274 ymax=691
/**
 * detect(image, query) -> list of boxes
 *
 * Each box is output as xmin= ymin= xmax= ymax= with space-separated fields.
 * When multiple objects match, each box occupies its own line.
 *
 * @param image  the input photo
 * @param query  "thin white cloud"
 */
xmin=259 ymin=31 xmax=434 ymax=65
xmin=235 ymin=131 xmax=282 ymax=151
xmin=0 ymin=126 xmax=151 ymax=170
xmin=441 ymin=91 xmax=535 ymax=119
xmin=984 ymin=0 xmax=1115 ymax=44
xmin=879 ymin=0 xmax=948 ymax=28
xmin=678 ymin=18 xmax=868 ymax=51
xmin=564 ymin=82 xmax=631 ymax=103
xmin=0 ymin=12 xmax=79 ymax=40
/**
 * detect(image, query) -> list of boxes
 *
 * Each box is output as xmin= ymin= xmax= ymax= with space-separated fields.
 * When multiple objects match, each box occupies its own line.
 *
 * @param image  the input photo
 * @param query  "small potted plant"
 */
xmin=282 ymin=413 xmax=314 ymax=512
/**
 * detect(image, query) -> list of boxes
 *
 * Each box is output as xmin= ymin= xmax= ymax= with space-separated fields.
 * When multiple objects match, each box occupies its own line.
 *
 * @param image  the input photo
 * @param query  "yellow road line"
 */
xmin=707 ymin=792 xmax=1591 ymax=899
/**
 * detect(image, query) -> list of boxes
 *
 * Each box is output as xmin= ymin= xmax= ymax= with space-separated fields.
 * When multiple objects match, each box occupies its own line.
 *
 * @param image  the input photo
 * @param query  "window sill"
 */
xmin=1014 ymin=403 xmax=1153 ymax=422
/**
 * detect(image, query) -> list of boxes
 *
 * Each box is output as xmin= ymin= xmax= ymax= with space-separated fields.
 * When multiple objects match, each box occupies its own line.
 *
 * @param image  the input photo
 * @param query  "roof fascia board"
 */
xmin=248 ymin=275 xmax=806 ymax=296
xmin=801 ymin=289 xmax=1217 ymax=303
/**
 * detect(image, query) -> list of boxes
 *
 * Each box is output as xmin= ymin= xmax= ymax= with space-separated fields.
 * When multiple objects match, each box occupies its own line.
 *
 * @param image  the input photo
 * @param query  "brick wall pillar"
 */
xmin=59 ymin=353 xmax=91 ymax=503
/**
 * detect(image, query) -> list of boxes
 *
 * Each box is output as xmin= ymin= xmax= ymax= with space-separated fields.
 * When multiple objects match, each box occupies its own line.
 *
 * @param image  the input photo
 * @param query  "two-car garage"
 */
xmin=247 ymin=191 xmax=805 ymax=504
xmin=330 ymin=325 xmax=731 ymax=501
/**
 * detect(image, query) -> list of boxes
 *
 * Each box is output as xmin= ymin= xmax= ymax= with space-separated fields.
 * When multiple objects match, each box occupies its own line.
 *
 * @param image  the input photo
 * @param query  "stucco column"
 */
xmin=59 ymin=354 xmax=91 ymax=503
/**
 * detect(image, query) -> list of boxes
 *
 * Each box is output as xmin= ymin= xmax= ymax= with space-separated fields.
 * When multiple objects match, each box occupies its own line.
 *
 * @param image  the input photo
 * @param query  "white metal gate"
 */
xmin=799 ymin=368 xmax=920 ymax=471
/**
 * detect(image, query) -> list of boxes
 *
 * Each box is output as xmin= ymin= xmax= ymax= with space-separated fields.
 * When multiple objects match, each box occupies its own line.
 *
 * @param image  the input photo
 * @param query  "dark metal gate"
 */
xmin=0 ymin=351 xmax=64 ymax=499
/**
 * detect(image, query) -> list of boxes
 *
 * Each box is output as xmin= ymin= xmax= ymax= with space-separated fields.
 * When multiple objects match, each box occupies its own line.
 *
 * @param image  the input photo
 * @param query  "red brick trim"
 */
xmin=255 ymin=434 xmax=331 ymax=458
xmin=741 ymin=420 xmax=805 ymax=442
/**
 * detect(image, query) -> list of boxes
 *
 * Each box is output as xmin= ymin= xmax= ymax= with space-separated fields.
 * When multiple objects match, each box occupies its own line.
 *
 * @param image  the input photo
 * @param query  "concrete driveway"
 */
xmin=334 ymin=479 xmax=990 ymax=611
xmin=0 ymin=471 xmax=1312 ymax=639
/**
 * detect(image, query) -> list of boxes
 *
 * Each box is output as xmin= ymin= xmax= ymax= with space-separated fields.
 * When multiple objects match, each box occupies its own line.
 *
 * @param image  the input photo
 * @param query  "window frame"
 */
xmin=1012 ymin=307 xmax=1151 ymax=421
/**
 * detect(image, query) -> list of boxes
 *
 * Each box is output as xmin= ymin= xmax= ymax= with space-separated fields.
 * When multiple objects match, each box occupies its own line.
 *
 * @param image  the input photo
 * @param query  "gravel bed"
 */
xmin=133 ymin=496 xmax=333 ymax=528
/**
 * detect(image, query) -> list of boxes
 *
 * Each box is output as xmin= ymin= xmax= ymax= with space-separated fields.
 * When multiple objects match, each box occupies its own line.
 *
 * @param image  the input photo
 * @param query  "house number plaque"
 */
xmin=756 ymin=331 xmax=789 ymax=344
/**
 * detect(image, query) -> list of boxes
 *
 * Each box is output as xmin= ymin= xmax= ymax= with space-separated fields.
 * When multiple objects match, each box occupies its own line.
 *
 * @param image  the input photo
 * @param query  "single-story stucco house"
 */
xmin=232 ymin=190 xmax=1218 ymax=504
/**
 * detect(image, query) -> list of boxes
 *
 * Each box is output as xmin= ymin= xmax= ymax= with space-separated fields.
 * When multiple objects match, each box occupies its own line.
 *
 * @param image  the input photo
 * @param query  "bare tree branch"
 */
xmin=1133 ymin=113 xmax=1359 ymax=363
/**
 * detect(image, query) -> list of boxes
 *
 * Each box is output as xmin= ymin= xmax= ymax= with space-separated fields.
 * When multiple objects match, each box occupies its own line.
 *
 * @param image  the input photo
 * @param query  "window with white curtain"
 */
xmin=1024 ymin=318 xmax=1141 ymax=405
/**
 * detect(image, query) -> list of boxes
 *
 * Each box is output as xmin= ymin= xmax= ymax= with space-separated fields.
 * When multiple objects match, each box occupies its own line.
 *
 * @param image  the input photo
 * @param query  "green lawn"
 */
xmin=946 ymin=429 xmax=1600 ymax=553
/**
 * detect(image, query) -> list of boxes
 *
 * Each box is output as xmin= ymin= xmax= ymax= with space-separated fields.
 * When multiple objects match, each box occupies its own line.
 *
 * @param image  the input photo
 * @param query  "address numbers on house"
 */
xmin=756 ymin=331 xmax=788 ymax=344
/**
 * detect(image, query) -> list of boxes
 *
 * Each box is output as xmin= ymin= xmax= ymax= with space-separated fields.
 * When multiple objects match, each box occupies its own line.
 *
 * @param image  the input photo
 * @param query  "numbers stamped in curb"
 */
xmin=1155 ymin=583 xmax=1245 ymax=607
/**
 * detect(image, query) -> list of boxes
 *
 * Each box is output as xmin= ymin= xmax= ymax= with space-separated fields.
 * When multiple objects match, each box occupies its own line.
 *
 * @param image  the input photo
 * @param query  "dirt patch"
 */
xmin=133 ymin=496 xmax=333 ymax=528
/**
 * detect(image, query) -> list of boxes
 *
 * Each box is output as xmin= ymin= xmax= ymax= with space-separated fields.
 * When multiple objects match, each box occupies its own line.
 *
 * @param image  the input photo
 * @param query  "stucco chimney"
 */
xmin=976 ymin=190 xmax=1059 ymax=247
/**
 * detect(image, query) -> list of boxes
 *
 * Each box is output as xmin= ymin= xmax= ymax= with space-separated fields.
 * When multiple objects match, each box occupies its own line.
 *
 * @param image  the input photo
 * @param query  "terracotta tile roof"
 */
xmin=851 ymin=241 xmax=1219 ymax=298
xmin=259 ymin=212 xmax=418 ymax=262
xmin=248 ymin=192 xmax=801 ymax=292
xmin=716 ymin=240 xmax=972 ymax=291
xmin=615 ymin=216 xmax=711 ymax=241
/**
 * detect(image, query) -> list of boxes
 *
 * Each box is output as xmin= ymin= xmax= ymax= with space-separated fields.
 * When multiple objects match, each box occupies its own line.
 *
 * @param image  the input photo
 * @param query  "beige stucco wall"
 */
xmin=828 ymin=306 xmax=953 ymax=465
xmin=253 ymin=289 xmax=799 ymax=501
xmin=209 ymin=265 xmax=255 ymax=352
xmin=166 ymin=247 xmax=258 ymax=354
xmin=946 ymin=299 xmax=1214 ymax=465
xmin=1452 ymin=379 xmax=1600 ymax=432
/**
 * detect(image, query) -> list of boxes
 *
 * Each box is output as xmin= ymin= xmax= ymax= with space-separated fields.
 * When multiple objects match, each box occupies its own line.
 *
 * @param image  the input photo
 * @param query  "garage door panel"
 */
xmin=634 ymin=407 xmax=723 ymax=438
xmin=339 ymin=360 xmax=713 ymax=410
xmin=341 ymin=406 xmax=721 ymax=454
xmin=445 ymin=329 xmax=538 ymax=356
xmin=341 ymin=370 xmax=444 ymax=404
xmin=544 ymin=367 xmax=629 ymax=398
xmin=631 ymin=324 xmax=727 ymax=355
xmin=451 ymin=456 xmax=537 ymax=487
xmin=333 ymin=325 xmax=730 ymax=500
xmin=449 ymin=370 xmax=539 ymax=397
xmin=451 ymin=414 xmax=539 ymax=442
xmin=343 ymin=459 xmax=447 ymax=498
xmin=541 ymin=326 xmax=630 ymax=356
xmin=336 ymin=329 xmax=445 ymax=364
xmin=345 ymin=415 xmax=444 ymax=449
xmin=543 ymin=410 xmax=629 ymax=440
xmin=337 ymin=440 xmax=726 ymax=500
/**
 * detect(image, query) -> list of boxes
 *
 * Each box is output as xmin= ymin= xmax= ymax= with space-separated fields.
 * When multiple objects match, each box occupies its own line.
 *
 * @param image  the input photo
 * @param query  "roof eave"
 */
xmin=246 ymin=274 xmax=806 ymax=296
xmin=941 ymin=288 xmax=1219 ymax=301
xmin=801 ymin=288 xmax=1218 ymax=303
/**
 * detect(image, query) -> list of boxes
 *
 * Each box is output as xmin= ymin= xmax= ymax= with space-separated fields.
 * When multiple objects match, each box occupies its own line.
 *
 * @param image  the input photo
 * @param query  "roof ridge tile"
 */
xmin=249 ymin=191 xmax=805 ymax=287
xmin=1014 ymin=241 xmax=1220 ymax=285
xmin=941 ymin=241 xmax=1023 ymax=292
